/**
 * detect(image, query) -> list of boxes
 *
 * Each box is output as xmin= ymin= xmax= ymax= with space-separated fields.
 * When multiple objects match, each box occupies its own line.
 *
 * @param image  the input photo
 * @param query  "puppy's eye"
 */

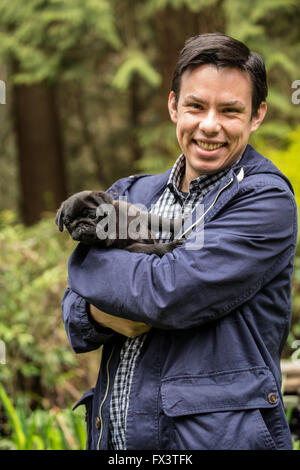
xmin=81 ymin=209 xmax=90 ymax=217
xmin=81 ymin=208 xmax=95 ymax=218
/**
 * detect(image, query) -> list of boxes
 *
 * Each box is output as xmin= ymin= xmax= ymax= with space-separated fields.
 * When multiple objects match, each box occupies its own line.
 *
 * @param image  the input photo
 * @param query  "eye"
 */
xmin=82 ymin=208 xmax=96 ymax=219
xmin=190 ymin=103 xmax=203 ymax=110
xmin=222 ymin=108 xmax=240 ymax=113
xmin=81 ymin=208 xmax=90 ymax=217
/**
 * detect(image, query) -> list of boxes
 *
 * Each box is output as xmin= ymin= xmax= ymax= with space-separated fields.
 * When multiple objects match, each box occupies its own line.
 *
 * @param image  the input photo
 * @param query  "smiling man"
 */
xmin=169 ymin=64 xmax=267 ymax=187
xmin=62 ymin=33 xmax=297 ymax=450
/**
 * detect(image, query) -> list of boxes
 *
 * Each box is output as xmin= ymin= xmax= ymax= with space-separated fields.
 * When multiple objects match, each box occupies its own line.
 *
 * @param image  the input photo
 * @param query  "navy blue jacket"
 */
xmin=62 ymin=144 xmax=297 ymax=450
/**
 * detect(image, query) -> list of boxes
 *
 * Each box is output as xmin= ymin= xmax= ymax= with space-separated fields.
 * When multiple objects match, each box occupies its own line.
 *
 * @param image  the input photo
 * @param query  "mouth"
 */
xmin=70 ymin=222 xmax=96 ymax=241
xmin=193 ymin=139 xmax=227 ymax=151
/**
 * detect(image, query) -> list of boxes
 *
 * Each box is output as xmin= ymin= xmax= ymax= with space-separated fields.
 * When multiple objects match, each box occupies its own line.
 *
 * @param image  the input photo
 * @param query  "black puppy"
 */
xmin=55 ymin=190 xmax=185 ymax=257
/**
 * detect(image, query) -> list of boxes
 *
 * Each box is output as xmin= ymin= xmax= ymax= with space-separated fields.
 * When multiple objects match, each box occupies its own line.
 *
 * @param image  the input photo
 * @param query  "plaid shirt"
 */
xmin=108 ymin=154 xmax=238 ymax=449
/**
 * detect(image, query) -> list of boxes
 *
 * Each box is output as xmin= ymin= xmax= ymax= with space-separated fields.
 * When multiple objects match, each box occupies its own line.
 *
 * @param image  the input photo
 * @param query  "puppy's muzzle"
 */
xmin=70 ymin=220 xmax=96 ymax=241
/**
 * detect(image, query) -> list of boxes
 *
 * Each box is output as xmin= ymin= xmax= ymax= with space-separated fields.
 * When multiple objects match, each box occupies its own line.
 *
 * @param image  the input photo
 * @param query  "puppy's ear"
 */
xmin=90 ymin=191 xmax=114 ymax=205
xmin=55 ymin=204 xmax=64 ymax=232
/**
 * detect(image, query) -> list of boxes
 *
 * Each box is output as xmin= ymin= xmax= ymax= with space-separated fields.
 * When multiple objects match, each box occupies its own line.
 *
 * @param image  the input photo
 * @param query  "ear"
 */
xmin=91 ymin=191 xmax=114 ymax=205
xmin=250 ymin=101 xmax=267 ymax=133
xmin=55 ymin=205 xmax=64 ymax=232
xmin=168 ymin=91 xmax=178 ymax=124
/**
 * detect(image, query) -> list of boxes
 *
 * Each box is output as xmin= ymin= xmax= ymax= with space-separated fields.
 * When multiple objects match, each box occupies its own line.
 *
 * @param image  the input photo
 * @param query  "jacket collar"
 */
xmin=107 ymin=144 xmax=294 ymax=212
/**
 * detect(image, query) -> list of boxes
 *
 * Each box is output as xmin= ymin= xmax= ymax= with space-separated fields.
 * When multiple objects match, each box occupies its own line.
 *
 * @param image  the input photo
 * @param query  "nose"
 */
xmin=199 ymin=110 xmax=221 ymax=135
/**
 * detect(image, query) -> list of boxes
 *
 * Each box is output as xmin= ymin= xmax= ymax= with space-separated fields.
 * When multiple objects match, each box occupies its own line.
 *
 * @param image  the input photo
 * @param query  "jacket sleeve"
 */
xmin=62 ymin=287 xmax=116 ymax=353
xmin=67 ymin=181 xmax=297 ymax=330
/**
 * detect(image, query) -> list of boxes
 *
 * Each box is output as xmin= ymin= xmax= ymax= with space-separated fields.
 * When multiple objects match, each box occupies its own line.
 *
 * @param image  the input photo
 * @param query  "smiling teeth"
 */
xmin=196 ymin=141 xmax=224 ymax=150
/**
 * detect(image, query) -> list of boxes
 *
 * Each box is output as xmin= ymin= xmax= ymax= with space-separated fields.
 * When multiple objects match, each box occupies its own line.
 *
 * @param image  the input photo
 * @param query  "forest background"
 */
xmin=0 ymin=0 xmax=300 ymax=450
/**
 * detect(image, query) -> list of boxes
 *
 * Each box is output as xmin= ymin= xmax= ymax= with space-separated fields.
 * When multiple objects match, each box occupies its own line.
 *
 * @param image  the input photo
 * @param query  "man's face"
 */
xmin=168 ymin=64 xmax=267 ymax=182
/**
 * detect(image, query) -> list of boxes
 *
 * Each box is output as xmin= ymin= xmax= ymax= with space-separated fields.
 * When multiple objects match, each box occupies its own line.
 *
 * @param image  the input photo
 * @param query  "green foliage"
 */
xmin=0 ymin=210 xmax=100 ymax=409
xmin=112 ymin=49 xmax=161 ymax=91
xmin=288 ymin=242 xmax=300 ymax=351
xmin=148 ymin=0 xmax=218 ymax=12
xmin=0 ymin=210 xmax=100 ymax=447
xmin=0 ymin=382 xmax=86 ymax=450
xmin=294 ymin=440 xmax=300 ymax=450
xmin=136 ymin=122 xmax=180 ymax=174
xmin=0 ymin=0 xmax=120 ymax=83
xmin=224 ymin=0 xmax=300 ymax=137
xmin=251 ymin=125 xmax=300 ymax=207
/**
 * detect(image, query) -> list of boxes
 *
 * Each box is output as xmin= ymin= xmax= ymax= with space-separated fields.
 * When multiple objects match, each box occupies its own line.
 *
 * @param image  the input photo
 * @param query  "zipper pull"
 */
xmin=237 ymin=167 xmax=244 ymax=183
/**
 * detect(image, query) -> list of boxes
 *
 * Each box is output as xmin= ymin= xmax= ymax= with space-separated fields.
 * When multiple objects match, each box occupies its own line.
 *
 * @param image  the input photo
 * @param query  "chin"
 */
xmin=192 ymin=162 xmax=223 ymax=176
xmin=72 ymin=227 xmax=96 ymax=242
xmin=73 ymin=233 xmax=96 ymax=243
xmin=71 ymin=231 xmax=82 ymax=241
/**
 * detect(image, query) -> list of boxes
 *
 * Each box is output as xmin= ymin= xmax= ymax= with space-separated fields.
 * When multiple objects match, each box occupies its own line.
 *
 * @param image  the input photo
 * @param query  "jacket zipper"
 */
xmin=179 ymin=176 xmax=234 ymax=239
xmin=96 ymin=345 xmax=115 ymax=450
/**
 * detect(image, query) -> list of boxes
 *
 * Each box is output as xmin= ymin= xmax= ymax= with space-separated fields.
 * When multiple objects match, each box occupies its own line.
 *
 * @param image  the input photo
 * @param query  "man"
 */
xmin=62 ymin=33 xmax=297 ymax=450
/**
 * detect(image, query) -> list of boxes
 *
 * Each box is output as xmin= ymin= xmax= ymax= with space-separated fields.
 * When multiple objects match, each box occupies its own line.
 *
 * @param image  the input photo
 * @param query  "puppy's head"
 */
xmin=55 ymin=190 xmax=114 ymax=244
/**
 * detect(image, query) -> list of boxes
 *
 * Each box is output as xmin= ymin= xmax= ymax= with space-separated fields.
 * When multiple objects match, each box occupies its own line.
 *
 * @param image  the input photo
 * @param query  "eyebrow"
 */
xmin=183 ymin=95 xmax=245 ymax=108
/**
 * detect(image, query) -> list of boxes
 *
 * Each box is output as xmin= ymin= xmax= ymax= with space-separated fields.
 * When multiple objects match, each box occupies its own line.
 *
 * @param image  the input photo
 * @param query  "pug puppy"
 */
xmin=55 ymin=190 xmax=185 ymax=257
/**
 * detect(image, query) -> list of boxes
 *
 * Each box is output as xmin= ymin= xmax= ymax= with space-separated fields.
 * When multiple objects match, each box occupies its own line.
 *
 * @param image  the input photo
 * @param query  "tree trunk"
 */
xmin=155 ymin=2 xmax=226 ymax=119
xmin=13 ymin=82 xmax=67 ymax=225
xmin=129 ymin=74 xmax=143 ymax=171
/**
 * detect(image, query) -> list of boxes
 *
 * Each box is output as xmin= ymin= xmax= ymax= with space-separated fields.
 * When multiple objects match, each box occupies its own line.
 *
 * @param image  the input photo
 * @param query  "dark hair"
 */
xmin=171 ymin=33 xmax=268 ymax=118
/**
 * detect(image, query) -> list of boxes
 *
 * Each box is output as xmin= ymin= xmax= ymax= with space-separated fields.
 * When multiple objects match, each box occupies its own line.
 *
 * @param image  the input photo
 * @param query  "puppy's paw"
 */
xmin=174 ymin=237 xmax=185 ymax=246
xmin=163 ymin=238 xmax=185 ymax=253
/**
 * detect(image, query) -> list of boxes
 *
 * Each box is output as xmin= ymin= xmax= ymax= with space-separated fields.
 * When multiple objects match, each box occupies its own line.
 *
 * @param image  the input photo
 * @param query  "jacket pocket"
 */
xmin=161 ymin=367 xmax=278 ymax=450
xmin=73 ymin=387 xmax=95 ymax=450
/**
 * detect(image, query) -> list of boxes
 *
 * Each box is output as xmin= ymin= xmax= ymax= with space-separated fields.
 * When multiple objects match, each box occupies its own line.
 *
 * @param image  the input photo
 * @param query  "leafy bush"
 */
xmin=0 ymin=382 xmax=86 ymax=450
xmin=0 ymin=210 xmax=100 ymax=409
xmin=251 ymin=125 xmax=300 ymax=207
xmin=286 ymin=242 xmax=300 ymax=358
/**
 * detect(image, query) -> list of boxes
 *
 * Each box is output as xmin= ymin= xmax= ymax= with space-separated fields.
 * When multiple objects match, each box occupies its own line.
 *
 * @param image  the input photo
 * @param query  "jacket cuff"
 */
xmin=85 ymin=301 xmax=116 ymax=336
xmin=62 ymin=288 xmax=115 ymax=353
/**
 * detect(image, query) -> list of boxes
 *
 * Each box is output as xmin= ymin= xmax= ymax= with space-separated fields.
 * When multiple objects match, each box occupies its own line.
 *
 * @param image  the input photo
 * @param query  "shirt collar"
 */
xmin=167 ymin=153 xmax=242 ymax=196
